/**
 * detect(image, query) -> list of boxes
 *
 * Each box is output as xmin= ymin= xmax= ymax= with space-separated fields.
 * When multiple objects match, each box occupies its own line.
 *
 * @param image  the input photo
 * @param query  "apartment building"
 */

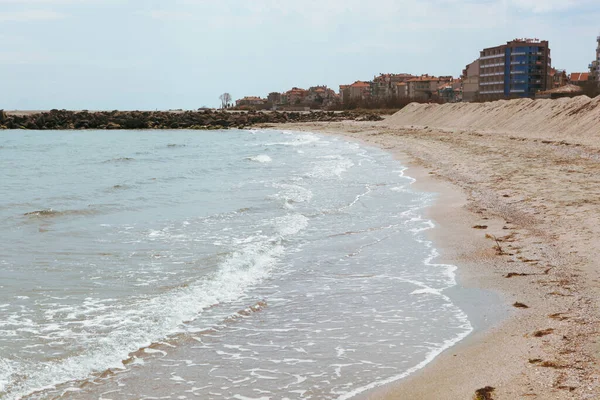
xmin=478 ymin=38 xmax=552 ymax=101
xmin=590 ymin=35 xmax=600 ymax=84
xmin=406 ymin=75 xmax=453 ymax=100
xmin=281 ymin=87 xmax=308 ymax=105
xmin=394 ymin=82 xmax=408 ymax=98
xmin=462 ymin=59 xmax=480 ymax=102
xmin=236 ymin=96 xmax=267 ymax=107
xmin=340 ymin=81 xmax=372 ymax=101
xmin=371 ymin=73 xmax=415 ymax=98
xmin=406 ymin=76 xmax=434 ymax=100
xmin=339 ymin=85 xmax=350 ymax=103
xmin=306 ymin=86 xmax=338 ymax=106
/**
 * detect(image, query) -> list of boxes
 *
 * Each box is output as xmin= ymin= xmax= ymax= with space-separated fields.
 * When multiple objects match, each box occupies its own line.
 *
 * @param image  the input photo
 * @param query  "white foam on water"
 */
xmin=265 ymin=133 xmax=321 ymax=147
xmin=397 ymin=167 xmax=417 ymax=184
xmin=334 ymin=199 xmax=473 ymax=400
xmin=308 ymin=158 xmax=354 ymax=179
xmin=335 ymin=315 xmax=472 ymax=400
xmin=339 ymin=184 xmax=372 ymax=211
xmin=233 ymin=395 xmax=271 ymax=400
xmin=247 ymin=155 xmax=272 ymax=163
xmin=0 ymin=357 xmax=16 ymax=395
xmin=329 ymin=163 xmax=473 ymax=400
xmin=411 ymin=287 xmax=442 ymax=296
xmin=335 ymin=245 xmax=472 ymax=400
xmin=2 ymin=129 xmax=476 ymax=400
xmin=271 ymin=184 xmax=313 ymax=205
xmin=1 ymin=223 xmax=308 ymax=400
xmin=274 ymin=214 xmax=309 ymax=237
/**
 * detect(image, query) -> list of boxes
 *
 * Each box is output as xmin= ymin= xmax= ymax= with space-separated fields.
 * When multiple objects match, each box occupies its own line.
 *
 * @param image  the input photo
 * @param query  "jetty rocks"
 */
xmin=0 ymin=109 xmax=383 ymax=130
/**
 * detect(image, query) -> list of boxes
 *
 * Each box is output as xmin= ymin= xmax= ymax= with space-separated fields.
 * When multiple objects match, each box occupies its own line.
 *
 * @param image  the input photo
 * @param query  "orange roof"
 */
xmin=407 ymin=76 xmax=438 ymax=82
xmin=396 ymin=82 xmax=407 ymax=86
xmin=350 ymin=81 xmax=371 ymax=88
xmin=286 ymin=88 xmax=307 ymax=95
xmin=570 ymin=72 xmax=589 ymax=82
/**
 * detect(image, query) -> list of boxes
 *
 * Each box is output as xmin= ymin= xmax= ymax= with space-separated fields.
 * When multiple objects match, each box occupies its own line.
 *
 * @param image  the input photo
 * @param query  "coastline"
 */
xmin=270 ymin=121 xmax=600 ymax=399
xmin=336 ymin=161 xmax=508 ymax=400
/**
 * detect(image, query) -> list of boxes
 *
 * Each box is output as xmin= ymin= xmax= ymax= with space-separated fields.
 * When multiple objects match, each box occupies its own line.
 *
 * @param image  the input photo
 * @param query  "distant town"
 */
xmin=232 ymin=36 xmax=600 ymax=110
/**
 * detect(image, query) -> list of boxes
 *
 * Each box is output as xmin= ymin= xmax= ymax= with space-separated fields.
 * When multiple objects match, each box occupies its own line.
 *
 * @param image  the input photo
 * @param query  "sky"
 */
xmin=1 ymin=0 xmax=599 ymax=110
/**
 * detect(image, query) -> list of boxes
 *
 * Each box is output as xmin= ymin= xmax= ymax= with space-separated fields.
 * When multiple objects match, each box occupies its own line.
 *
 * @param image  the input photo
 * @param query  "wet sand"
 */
xmin=270 ymin=117 xmax=600 ymax=399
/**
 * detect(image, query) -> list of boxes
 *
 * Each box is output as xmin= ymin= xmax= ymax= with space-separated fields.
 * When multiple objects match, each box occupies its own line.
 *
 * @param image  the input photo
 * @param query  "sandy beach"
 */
xmin=271 ymin=96 xmax=600 ymax=399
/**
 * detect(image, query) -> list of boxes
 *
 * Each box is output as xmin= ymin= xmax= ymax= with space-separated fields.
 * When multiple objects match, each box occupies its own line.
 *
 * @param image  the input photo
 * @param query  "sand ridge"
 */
xmin=385 ymin=95 xmax=600 ymax=147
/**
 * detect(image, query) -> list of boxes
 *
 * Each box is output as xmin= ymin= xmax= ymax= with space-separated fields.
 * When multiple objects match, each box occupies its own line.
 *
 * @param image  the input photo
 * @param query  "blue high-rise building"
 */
xmin=479 ymin=39 xmax=552 ymax=101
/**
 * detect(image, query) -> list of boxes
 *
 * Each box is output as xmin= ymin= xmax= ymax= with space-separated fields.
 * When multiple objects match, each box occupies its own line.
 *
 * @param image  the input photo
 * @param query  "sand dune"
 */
xmin=385 ymin=96 xmax=600 ymax=145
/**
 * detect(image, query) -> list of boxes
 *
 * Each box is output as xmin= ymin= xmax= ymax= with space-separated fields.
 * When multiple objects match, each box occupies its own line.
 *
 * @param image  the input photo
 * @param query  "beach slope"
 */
xmin=272 ymin=96 xmax=600 ymax=399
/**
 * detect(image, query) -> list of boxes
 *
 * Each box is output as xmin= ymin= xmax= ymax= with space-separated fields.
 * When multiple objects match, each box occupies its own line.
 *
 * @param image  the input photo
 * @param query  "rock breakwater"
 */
xmin=0 ymin=109 xmax=383 ymax=130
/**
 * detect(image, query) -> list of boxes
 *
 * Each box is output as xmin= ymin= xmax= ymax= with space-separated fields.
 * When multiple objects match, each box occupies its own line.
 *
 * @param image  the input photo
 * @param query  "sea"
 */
xmin=0 ymin=129 xmax=473 ymax=400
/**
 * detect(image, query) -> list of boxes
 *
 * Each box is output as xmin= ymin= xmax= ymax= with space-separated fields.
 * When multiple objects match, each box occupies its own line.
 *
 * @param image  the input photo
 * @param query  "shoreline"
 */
xmin=356 ymin=147 xmax=511 ymax=399
xmin=325 ymin=127 xmax=511 ymax=399
xmin=2 ymin=120 xmax=598 ymax=398
xmin=270 ymin=121 xmax=600 ymax=399
xmin=336 ymin=161 xmax=507 ymax=400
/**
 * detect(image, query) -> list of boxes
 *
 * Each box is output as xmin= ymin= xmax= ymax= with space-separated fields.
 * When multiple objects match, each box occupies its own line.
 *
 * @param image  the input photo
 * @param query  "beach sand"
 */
xmin=270 ymin=97 xmax=600 ymax=399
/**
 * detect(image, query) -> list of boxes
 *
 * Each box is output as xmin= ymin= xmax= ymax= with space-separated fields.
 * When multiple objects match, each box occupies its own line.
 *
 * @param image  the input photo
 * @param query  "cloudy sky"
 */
xmin=1 ymin=0 xmax=599 ymax=110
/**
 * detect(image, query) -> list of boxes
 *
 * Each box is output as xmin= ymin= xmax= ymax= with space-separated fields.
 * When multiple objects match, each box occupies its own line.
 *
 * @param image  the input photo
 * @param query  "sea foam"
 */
xmin=247 ymin=154 xmax=272 ymax=163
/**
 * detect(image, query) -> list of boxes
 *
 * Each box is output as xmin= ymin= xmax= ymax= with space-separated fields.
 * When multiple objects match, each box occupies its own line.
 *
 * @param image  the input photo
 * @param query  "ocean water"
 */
xmin=0 ymin=129 xmax=472 ymax=400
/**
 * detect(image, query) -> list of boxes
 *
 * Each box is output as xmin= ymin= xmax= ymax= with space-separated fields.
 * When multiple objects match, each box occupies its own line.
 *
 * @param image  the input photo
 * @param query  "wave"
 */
xmin=22 ymin=299 xmax=272 ymax=397
xmin=307 ymin=158 xmax=354 ymax=179
xmin=246 ymin=154 xmax=272 ymax=163
xmin=335 ymin=198 xmax=472 ymax=400
xmin=102 ymin=157 xmax=135 ymax=163
xmin=269 ymin=184 xmax=313 ymax=209
xmin=336 ymin=236 xmax=472 ymax=400
xmin=336 ymin=315 xmax=472 ymax=400
xmin=264 ymin=133 xmax=320 ymax=147
xmin=122 ymin=300 xmax=269 ymax=366
xmin=1 ymin=214 xmax=309 ymax=400
xmin=2 ymin=240 xmax=282 ymax=399
xmin=23 ymin=209 xmax=59 ymax=217
xmin=274 ymin=214 xmax=309 ymax=236
xmin=23 ymin=208 xmax=101 ymax=219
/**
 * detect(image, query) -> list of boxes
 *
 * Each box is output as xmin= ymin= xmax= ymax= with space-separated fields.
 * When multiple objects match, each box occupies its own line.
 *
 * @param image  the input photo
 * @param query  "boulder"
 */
xmin=106 ymin=122 xmax=121 ymax=130
xmin=122 ymin=118 xmax=148 ymax=129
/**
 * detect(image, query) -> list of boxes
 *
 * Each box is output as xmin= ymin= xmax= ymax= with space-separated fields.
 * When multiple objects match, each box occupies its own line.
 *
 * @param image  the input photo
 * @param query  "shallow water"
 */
xmin=0 ymin=129 xmax=472 ymax=399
